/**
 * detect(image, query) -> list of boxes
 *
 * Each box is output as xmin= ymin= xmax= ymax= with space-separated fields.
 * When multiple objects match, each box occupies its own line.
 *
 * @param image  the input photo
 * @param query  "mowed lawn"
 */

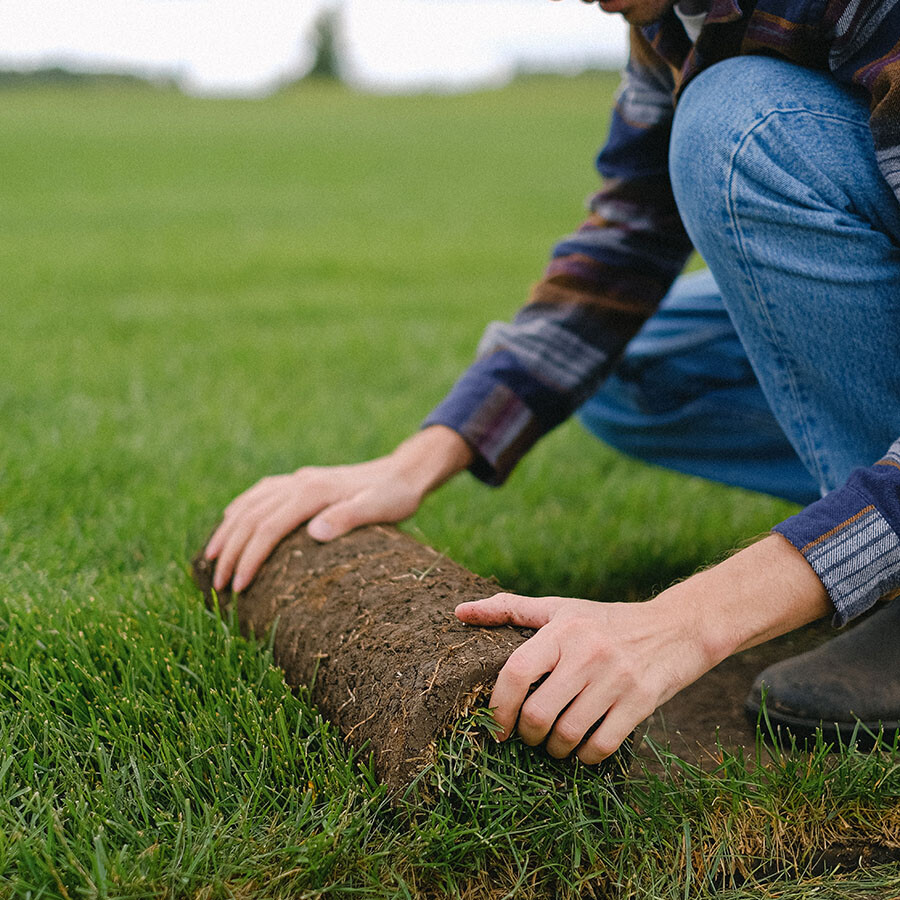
xmin=1 ymin=76 xmax=899 ymax=898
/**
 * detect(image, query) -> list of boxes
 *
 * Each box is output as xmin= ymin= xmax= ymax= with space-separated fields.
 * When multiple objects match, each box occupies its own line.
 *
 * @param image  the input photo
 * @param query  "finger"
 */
xmin=230 ymin=494 xmax=335 ymax=591
xmin=204 ymin=519 xmax=229 ymax=561
xmin=211 ymin=519 xmax=258 ymax=592
xmin=206 ymin=500 xmax=265 ymax=561
xmin=307 ymin=478 xmax=422 ymax=541
xmin=206 ymin=481 xmax=285 ymax=559
xmin=516 ymin=665 xmax=588 ymax=747
xmin=576 ymin=702 xmax=640 ymax=766
xmin=454 ymin=593 xmax=566 ymax=629
xmin=489 ymin=631 xmax=561 ymax=740
xmin=544 ymin=685 xmax=610 ymax=759
xmin=221 ymin=476 xmax=283 ymax=519
xmin=211 ymin=492 xmax=289 ymax=591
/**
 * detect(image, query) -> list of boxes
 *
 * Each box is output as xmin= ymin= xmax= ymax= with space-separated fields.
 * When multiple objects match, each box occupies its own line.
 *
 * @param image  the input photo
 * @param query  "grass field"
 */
xmin=1 ymin=75 xmax=899 ymax=898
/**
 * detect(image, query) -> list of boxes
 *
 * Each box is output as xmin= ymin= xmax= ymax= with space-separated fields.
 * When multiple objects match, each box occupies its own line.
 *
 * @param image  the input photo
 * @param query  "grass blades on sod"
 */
xmin=1 ymin=76 xmax=898 ymax=897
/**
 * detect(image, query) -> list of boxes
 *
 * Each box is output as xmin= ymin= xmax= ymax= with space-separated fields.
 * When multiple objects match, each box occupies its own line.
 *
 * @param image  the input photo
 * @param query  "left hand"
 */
xmin=455 ymin=591 xmax=712 ymax=763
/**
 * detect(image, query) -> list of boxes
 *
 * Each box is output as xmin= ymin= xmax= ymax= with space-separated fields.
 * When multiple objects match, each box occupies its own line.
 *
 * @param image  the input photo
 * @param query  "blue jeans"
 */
xmin=578 ymin=56 xmax=900 ymax=506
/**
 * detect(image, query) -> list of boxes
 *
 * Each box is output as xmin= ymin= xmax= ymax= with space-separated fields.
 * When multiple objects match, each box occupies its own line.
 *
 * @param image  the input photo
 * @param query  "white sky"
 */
xmin=0 ymin=0 xmax=628 ymax=95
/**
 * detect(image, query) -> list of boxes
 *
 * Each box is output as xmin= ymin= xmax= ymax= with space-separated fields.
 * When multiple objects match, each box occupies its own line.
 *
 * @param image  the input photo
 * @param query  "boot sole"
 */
xmin=744 ymin=701 xmax=900 ymax=751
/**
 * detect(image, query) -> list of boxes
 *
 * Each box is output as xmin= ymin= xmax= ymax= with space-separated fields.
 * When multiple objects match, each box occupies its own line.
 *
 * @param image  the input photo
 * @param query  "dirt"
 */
xmin=193 ymin=525 xmax=835 ymax=789
xmin=641 ymin=618 xmax=834 ymax=770
xmin=193 ymin=525 xmax=532 ymax=792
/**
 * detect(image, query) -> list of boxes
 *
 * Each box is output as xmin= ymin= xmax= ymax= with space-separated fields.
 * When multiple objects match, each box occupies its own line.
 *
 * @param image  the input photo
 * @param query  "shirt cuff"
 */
xmin=422 ymin=351 xmax=560 ymax=486
xmin=774 ymin=456 xmax=900 ymax=627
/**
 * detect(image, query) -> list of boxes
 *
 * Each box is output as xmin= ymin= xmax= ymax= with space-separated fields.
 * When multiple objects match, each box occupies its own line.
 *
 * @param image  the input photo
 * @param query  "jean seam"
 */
xmin=723 ymin=108 xmax=866 ymax=491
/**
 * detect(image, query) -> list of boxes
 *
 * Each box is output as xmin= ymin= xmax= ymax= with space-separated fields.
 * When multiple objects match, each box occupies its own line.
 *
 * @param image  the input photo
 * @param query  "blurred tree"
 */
xmin=308 ymin=8 xmax=342 ymax=81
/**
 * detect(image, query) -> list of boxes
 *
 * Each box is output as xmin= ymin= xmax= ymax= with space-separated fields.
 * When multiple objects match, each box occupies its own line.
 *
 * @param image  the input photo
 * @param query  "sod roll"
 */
xmin=193 ymin=525 xmax=530 ymax=792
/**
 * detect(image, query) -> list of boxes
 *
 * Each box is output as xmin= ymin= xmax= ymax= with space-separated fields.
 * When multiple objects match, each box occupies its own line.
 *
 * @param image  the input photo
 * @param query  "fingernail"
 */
xmin=232 ymin=575 xmax=246 ymax=593
xmin=309 ymin=520 xmax=335 ymax=541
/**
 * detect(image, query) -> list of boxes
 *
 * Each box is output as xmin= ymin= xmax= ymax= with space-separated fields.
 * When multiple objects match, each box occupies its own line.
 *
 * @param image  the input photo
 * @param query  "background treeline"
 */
xmin=0 ymin=9 xmax=342 ymax=90
xmin=0 ymin=67 xmax=177 ymax=88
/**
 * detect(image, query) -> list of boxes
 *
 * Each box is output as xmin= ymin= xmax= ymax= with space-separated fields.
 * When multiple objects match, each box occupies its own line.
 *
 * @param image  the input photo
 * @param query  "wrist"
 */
xmin=389 ymin=426 xmax=474 ymax=496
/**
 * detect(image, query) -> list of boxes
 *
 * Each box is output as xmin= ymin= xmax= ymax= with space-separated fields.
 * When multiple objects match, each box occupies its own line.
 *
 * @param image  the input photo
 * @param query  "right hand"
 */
xmin=204 ymin=426 xmax=473 ymax=593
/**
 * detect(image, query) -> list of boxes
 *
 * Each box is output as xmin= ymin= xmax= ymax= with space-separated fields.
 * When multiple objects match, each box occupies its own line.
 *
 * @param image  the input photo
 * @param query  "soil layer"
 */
xmin=193 ymin=525 xmax=531 ymax=791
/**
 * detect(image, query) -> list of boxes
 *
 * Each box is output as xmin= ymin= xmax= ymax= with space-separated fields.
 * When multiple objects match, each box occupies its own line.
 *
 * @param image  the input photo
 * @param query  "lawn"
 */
xmin=1 ymin=74 xmax=899 ymax=898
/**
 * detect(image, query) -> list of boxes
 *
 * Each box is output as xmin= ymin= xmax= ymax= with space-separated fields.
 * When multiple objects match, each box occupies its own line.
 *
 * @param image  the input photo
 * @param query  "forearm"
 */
xmin=657 ymin=533 xmax=832 ymax=670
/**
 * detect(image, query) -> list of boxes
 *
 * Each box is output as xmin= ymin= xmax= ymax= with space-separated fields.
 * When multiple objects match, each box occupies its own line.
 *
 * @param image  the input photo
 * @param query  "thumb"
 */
xmin=454 ymin=592 xmax=565 ymax=629
xmin=307 ymin=498 xmax=366 ymax=542
xmin=308 ymin=485 xmax=421 ymax=541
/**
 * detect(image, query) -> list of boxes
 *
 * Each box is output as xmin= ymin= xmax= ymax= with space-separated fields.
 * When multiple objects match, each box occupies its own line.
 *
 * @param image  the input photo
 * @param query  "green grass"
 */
xmin=1 ymin=76 xmax=898 ymax=898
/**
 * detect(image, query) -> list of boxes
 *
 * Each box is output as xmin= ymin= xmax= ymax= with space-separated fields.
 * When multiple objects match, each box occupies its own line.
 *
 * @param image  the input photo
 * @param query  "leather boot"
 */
xmin=744 ymin=600 xmax=900 ymax=748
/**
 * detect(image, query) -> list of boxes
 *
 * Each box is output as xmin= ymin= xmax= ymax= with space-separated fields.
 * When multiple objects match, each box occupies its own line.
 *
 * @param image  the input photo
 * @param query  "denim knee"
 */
xmin=667 ymin=55 xmax=900 ymax=490
xmin=668 ymin=56 xmax=887 ymax=263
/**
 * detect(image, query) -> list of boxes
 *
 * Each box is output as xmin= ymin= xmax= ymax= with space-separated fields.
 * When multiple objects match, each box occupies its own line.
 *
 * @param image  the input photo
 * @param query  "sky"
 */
xmin=0 ymin=0 xmax=629 ymax=96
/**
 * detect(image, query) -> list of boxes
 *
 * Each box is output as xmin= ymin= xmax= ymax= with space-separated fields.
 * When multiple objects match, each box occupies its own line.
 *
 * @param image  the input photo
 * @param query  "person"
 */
xmin=205 ymin=0 xmax=900 ymax=764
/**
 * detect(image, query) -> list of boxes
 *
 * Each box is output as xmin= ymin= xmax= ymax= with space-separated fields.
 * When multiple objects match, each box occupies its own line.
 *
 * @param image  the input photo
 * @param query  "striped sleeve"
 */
xmin=423 ymin=30 xmax=693 ymax=484
xmin=828 ymin=0 xmax=900 ymax=203
xmin=774 ymin=439 xmax=900 ymax=626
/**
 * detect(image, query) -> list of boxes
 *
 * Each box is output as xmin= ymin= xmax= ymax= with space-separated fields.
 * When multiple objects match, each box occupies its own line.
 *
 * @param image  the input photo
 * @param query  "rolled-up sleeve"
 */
xmin=774 ymin=439 xmax=900 ymax=626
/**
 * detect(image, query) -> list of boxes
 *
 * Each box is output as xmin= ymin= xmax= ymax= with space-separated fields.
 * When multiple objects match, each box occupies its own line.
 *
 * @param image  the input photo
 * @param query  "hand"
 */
xmin=204 ymin=426 xmax=472 ymax=594
xmin=455 ymin=592 xmax=712 ymax=764
xmin=455 ymin=535 xmax=831 ymax=763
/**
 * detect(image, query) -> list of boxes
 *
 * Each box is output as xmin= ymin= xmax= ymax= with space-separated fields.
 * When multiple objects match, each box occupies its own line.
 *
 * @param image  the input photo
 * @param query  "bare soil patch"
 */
xmin=642 ymin=619 xmax=834 ymax=769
